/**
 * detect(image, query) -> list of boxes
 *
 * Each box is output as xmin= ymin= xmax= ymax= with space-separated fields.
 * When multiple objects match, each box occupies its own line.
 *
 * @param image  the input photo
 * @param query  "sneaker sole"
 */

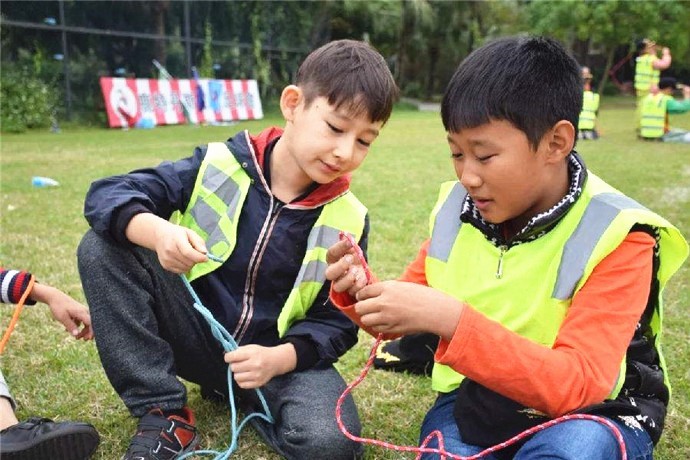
xmin=2 ymin=430 xmax=100 ymax=460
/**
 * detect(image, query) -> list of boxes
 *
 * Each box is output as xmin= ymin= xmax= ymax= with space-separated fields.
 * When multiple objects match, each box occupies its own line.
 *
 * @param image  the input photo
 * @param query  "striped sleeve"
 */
xmin=0 ymin=268 xmax=37 ymax=305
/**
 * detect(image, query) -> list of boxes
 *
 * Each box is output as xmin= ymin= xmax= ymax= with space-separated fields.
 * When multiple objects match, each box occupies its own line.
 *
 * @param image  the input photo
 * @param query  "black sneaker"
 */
xmin=200 ymin=385 xmax=228 ymax=404
xmin=0 ymin=417 xmax=100 ymax=460
xmin=373 ymin=334 xmax=437 ymax=376
xmin=122 ymin=407 xmax=198 ymax=460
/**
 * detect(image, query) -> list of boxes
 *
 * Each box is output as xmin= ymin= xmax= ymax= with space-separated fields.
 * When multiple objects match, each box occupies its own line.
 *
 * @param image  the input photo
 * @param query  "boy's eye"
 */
xmin=478 ymin=154 xmax=496 ymax=162
xmin=358 ymin=139 xmax=371 ymax=147
xmin=327 ymin=122 xmax=343 ymax=134
xmin=451 ymin=152 xmax=463 ymax=160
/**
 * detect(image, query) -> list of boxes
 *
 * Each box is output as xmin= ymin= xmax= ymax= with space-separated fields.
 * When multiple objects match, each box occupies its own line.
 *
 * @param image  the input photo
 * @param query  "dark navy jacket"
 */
xmin=84 ymin=127 xmax=368 ymax=370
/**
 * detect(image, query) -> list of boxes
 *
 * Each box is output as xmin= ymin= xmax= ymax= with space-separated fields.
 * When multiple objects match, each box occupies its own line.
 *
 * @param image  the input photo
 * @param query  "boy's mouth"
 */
xmin=473 ymin=197 xmax=492 ymax=210
xmin=321 ymin=161 xmax=341 ymax=173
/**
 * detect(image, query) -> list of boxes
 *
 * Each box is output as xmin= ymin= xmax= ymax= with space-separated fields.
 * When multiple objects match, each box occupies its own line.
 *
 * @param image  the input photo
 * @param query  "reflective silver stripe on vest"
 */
xmin=189 ymin=200 xmax=225 ymax=249
xmin=553 ymin=193 xmax=648 ymax=300
xmin=204 ymin=163 xmax=239 ymax=203
xmin=296 ymin=225 xmax=342 ymax=285
xmin=428 ymin=183 xmax=467 ymax=262
xmin=188 ymin=163 xmax=241 ymax=250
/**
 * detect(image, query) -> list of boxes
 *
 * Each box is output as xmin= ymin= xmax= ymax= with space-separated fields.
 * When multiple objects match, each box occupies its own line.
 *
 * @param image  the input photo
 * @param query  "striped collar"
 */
xmin=460 ymin=152 xmax=587 ymax=247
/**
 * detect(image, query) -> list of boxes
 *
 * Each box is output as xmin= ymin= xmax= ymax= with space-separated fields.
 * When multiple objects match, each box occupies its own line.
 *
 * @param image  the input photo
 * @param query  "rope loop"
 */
xmin=335 ymin=334 xmax=628 ymax=460
xmin=178 ymin=267 xmax=273 ymax=460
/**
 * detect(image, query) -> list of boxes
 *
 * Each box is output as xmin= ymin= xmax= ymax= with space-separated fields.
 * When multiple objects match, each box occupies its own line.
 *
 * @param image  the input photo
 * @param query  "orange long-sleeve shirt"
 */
xmin=331 ymin=232 xmax=655 ymax=417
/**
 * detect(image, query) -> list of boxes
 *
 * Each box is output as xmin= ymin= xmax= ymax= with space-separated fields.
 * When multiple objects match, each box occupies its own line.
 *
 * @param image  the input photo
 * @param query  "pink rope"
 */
xmin=335 ymin=335 xmax=628 ymax=459
xmin=335 ymin=232 xmax=627 ymax=459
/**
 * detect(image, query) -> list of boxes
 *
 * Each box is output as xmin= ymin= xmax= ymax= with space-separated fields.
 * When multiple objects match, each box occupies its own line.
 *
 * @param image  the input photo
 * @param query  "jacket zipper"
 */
xmin=495 ymin=245 xmax=508 ymax=279
xmin=234 ymin=198 xmax=283 ymax=342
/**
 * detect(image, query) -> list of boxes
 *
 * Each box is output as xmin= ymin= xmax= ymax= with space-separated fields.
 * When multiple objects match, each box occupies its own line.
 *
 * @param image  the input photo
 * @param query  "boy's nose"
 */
xmin=459 ymin=167 xmax=482 ymax=189
xmin=333 ymin=138 xmax=355 ymax=161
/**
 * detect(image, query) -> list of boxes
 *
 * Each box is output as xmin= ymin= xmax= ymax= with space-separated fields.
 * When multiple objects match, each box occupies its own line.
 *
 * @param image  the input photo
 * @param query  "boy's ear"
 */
xmin=544 ymin=120 xmax=575 ymax=163
xmin=280 ymin=85 xmax=303 ymax=122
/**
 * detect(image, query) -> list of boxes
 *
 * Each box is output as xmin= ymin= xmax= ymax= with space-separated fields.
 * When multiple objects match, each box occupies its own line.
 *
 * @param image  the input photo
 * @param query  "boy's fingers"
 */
xmin=330 ymin=260 xmax=359 ymax=293
xmin=75 ymin=325 xmax=93 ymax=340
xmin=225 ymin=349 xmax=250 ymax=364
xmin=186 ymin=229 xmax=208 ymax=255
xmin=357 ymin=308 xmax=387 ymax=330
xmin=72 ymin=308 xmax=92 ymax=326
xmin=60 ymin=316 xmax=80 ymax=337
xmin=325 ymin=254 xmax=354 ymax=282
xmin=355 ymin=283 xmax=382 ymax=301
xmin=347 ymin=270 xmax=368 ymax=296
xmin=178 ymin=240 xmax=207 ymax=264
xmin=326 ymin=240 xmax=352 ymax=264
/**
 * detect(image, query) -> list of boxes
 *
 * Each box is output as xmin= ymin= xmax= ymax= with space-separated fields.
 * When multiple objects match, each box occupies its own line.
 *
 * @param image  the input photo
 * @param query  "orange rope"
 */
xmin=0 ymin=275 xmax=35 ymax=354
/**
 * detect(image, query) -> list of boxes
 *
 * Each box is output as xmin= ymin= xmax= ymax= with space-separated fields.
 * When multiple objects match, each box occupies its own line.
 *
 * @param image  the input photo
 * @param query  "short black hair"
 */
xmin=636 ymin=38 xmax=654 ymax=53
xmin=296 ymin=39 xmax=399 ymax=124
xmin=658 ymin=77 xmax=677 ymax=90
xmin=441 ymin=36 xmax=582 ymax=150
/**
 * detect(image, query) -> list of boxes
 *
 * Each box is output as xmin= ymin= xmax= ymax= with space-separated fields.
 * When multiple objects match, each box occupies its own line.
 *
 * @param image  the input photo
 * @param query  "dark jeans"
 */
xmin=418 ymin=390 xmax=653 ymax=460
xmin=77 ymin=230 xmax=362 ymax=459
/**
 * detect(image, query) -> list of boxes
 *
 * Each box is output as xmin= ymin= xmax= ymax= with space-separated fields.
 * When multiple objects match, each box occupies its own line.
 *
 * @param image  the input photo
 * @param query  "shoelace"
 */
xmin=177 ymin=253 xmax=273 ymax=460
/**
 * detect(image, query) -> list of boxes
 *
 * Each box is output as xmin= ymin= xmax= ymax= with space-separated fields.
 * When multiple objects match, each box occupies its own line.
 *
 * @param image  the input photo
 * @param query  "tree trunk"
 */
xmin=397 ymin=0 xmax=414 ymax=89
xmin=425 ymin=42 xmax=439 ymax=100
xmin=597 ymin=46 xmax=616 ymax=95
xmin=151 ymin=1 xmax=170 ymax=65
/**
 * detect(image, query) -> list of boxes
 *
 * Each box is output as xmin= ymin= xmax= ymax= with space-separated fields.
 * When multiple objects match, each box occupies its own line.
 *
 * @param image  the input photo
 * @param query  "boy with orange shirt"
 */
xmin=326 ymin=36 xmax=687 ymax=459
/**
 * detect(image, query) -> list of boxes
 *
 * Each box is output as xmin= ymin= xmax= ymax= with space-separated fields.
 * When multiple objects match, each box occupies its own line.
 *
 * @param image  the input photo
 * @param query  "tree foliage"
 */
xmin=1 ymin=0 xmax=689 ymax=126
xmin=1 ymin=49 xmax=59 ymax=132
xmin=527 ymin=0 xmax=690 ymax=93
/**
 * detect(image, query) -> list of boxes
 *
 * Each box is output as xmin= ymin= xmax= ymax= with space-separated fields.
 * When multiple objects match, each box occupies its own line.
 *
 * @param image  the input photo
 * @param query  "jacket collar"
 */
xmin=460 ymin=152 xmax=587 ymax=247
xmin=228 ymin=127 xmax=353 ymax=208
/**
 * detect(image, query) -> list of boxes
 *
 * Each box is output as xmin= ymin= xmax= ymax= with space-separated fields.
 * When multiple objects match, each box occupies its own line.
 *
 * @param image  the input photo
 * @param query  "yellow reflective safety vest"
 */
xmin=634 ymin=54 xmax=659 ymax=95
xmin=426 ymin=173 xmax=688 ymax=395
xmin=578 ymin=90 xmax=599 ymax=130
xmin=640 ymin=93 xmax=671 ymax=139
xmin=175 ymin=142 xmax=368 ymax=336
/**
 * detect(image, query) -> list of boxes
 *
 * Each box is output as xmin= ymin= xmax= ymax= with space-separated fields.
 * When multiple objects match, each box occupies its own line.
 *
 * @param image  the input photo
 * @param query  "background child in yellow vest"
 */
xmin=634 ymin=38 xmax=672 ymax=130
xmin=639 ymin=76 xmax=690 ymax=143
xmin=0 ymin=268 xmax=99 ymax=459
xmin=77 ymin=39 xmax=398 ymax=460
xmin=578 ymin=66 xmax=600 ymax=140
xmin=327 ymin=36 xmax=687 ymax=459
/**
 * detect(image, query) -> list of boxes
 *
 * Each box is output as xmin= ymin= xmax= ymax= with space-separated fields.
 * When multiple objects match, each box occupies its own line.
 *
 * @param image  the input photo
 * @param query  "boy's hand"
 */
xmin=153 ymin=221 xmax=208 ymax=273
xmin=224 ymin=343 xmax=297 ymax=389
xmin=31 ymin=284 xmax=94 ymax=340
xmin=325 ymin=239 xmax=369 ymax=297
xmin=354 ymin=281 xmax=464 ymax=340
xmin=682 ymin=84 xmax=690 ymax=100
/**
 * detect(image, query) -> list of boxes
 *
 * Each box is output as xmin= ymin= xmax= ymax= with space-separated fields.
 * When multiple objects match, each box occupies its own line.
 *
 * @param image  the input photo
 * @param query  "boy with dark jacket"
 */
xmin=78 ymin=39 xmax=398 ymax=460
xmin=326 ymin=36 xmax=687 ymax=459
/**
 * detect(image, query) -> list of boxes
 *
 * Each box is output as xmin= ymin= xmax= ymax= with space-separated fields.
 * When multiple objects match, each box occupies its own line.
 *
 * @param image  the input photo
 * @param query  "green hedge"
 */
xmin=1 ymin=68 xmax=58 ymax=133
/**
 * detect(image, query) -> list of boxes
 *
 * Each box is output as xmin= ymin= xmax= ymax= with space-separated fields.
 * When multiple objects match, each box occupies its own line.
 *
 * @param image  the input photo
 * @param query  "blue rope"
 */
xmin=178 ymin=254 xmax=274 ymax=459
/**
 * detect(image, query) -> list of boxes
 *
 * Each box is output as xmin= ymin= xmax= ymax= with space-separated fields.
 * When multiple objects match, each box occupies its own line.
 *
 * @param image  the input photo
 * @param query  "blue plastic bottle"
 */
xmin=32 ymin=176 xmax=60 ymax=187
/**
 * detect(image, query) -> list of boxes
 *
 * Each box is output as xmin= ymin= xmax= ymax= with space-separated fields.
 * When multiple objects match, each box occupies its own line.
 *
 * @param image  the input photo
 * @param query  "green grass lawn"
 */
xmin=1 ymin=96 xmax=689 ymax=459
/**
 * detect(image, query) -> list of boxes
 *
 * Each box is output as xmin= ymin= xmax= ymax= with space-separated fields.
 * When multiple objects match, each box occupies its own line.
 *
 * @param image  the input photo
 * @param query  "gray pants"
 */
xmin=662 ymin=128 xmax=690 ymax=143
xmin=77 ymin=230 xmax=362 ymax=459
xmin=0 ymin=369 xmax=16 ymax=410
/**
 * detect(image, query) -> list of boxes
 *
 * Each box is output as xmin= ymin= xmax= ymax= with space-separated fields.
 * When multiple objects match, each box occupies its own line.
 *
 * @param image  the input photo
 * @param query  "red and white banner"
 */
xmin=100 ymin=77 xmax=263 ymax=128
